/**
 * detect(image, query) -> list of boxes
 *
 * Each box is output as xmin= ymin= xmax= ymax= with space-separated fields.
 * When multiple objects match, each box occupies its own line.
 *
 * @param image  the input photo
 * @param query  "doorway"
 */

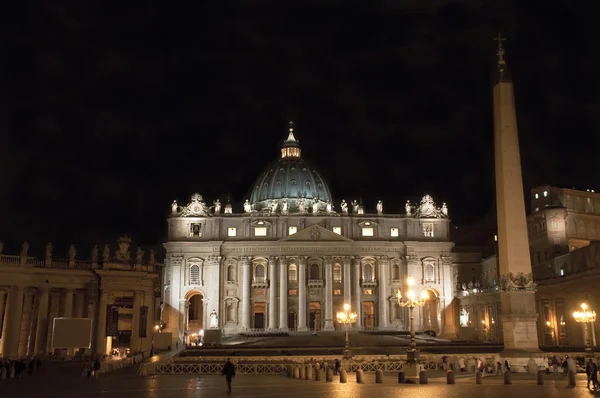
xmin=422 ymin=289 xmax=439 ymax=334
xmin=309 ymin=302 xmax=321 ymax=331
xmin=363 ymin=302 xmax=375 ymax=330
xmin=253 ymin=302 xmax=266 ymax=329
xmin=288 ymin=312 xmax=297 ymax=330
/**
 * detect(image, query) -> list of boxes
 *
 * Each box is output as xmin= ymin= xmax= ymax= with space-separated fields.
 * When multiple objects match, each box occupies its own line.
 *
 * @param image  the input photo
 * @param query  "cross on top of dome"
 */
xmin=281 ymin=121 xmax=301 ymax=158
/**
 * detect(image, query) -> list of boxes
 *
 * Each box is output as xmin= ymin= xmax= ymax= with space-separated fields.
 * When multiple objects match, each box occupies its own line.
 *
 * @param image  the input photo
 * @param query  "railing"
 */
xmin=307 ymin=279 xmax=324 ymax=287
xmin=1 ymin=255 xmax=23 ymax=265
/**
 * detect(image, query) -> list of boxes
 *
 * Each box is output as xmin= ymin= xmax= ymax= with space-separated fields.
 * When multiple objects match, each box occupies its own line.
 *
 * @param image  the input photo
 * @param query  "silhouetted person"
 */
xmin=221 ymin=358 xmax=236 ymax=394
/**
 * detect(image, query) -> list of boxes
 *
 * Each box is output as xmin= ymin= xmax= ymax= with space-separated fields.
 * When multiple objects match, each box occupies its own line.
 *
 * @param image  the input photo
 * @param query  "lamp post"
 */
xmin=396 ymin=277 xmax=428 ymax=364
xmin=336 ymin=303 xmax=357 ymax=359
xmin=573 ymin=303 xmax=596 ymax=353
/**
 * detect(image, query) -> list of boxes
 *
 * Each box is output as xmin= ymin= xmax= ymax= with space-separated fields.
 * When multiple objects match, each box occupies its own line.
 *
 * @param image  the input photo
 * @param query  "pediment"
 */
xmin=279 ymin=225 xmax=354 ymax=242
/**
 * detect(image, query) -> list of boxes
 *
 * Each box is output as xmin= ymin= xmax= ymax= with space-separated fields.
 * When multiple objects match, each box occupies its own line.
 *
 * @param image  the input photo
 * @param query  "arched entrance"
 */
xmin=422 ymin=289 xmax=440 ymax=334
xmin=185 ymin=291 xmax=204 ymax=346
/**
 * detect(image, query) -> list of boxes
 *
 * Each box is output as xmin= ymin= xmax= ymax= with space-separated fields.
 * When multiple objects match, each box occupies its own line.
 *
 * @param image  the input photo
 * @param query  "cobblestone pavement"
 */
xmin=0 ymin=370 xmax=596 ymax=398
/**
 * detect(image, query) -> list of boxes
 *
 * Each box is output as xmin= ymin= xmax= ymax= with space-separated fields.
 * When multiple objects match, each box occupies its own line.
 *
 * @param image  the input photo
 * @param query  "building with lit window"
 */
xmin=162 ymin=123 xmax=457 ymax=344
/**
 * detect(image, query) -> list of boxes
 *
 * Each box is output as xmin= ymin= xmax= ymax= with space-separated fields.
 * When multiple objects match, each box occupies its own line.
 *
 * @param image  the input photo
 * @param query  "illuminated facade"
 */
xmin=162 ymin=123 xmax=457 ymax=344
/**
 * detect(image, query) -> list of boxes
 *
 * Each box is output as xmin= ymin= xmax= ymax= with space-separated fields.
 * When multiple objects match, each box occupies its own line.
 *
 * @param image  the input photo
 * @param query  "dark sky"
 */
xmin=2 ymin=1 xmax=599 ymax=258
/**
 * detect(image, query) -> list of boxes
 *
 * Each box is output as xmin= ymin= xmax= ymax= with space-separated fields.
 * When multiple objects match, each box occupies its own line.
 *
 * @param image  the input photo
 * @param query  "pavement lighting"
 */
xmin=573 ymin=303 xmax=596 ymax=353
xmin=336 ymin=303 xmax=358 ymax=359
xmin=396 ymin=277 xmax=428 ymax=363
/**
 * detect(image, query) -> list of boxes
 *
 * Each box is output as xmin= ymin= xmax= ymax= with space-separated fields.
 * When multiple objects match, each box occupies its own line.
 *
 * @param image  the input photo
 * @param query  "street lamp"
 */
xmin=396 ymin=277 xmax=428 ymax=363
xmin=573 ymin=303 xmax=596 ymax=353
xmin=336 ymin=303 xmax=357 ymax=359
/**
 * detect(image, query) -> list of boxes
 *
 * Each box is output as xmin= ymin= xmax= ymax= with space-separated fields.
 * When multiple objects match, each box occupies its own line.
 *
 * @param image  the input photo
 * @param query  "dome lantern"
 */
xmin=281 ymin=121 xmax=301 ymax=159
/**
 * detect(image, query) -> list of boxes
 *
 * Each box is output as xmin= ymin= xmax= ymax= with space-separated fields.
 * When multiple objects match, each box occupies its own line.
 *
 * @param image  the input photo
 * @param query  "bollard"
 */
xmin=475 ymin=371 xmax=482 ymax=384
xmin=293 ymin=366 xmax=300 ymax=379
xmin=306 ymin=365 xmax=313 ymax=380
xmin=504 ymin=370 xmax=512 ymax=385
xmin=446 ymin=370 xmax=455 ymax=384
xmin=375 ymin=369 xmax=384 ymax=383
xmin=419 ymin=370 xmax=428 ymax=384
xmin=339 ymin=369 xmax=347 ymax=383
xmin=567 ymin=370 xmax=576 ymax=387
xmin=398 ymin=371 xmax=405 ymax=384
xmin=299 ymin=366 xmax=306 ymax=380
xmin=537 ymin=370 xmax=544 ymax=385
xmin=315 ymin=369 xmax=322 ymax=381
xmin=326 ymin=368 xmax=334 ymax=382
xmin=356 ymin=369 xmax=365 ymax=384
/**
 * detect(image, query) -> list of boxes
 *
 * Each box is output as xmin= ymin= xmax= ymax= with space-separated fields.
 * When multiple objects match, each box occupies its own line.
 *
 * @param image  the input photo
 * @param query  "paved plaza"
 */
xmin=0 ymin=363 xmax=597 ymax=398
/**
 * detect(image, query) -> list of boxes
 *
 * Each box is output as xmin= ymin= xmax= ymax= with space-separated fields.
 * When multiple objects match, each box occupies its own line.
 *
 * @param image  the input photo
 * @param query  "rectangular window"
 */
xmin=254 ymin=227 xmax=267 ymax=236
xmin=333 ymin=226 xmax=342 ymax=235
xmin=560 ymin=268 xmax=564 ymax=276
xmin=361 ymin=227 xmax=374 ymax=237
xmin=333 ymin=289 xmax=341 ymax=296
xmin=190 ymin=223 xmax=202 ymax=237
xmin=422 ymin=223 xmax=434 ymax=237
xmin=535 ymin=193 xmax=539 ymax=199
xmin=363 ymin=288 xmax=373 ymax=295
xmin=390 ymin=228 xmax=399 ymax=237
xmin=288 ymin=226 xmax=297 ymax=235
xmin=288 ymin=289 xmax=297 ymax=296
xmin=228 ymin=227 xmax=237 ymax=237
xmin=543 ymin=191 xmax=548 ymax=197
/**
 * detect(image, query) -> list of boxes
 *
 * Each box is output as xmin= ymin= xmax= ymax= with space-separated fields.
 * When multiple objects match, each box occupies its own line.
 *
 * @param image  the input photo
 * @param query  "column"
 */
xmin=1 ymin=285 xmax=24 ymax=358
xmin=297 ymin=256 xmax=308 ymax=331
xmin=131 ymin=291 xmax=143 ymax=353
xmin=343 ymin=257 xmax=351 ymax=306
xmin=352 ymin=257 xmax=362 ymax=329
xmin=73 ymin=291 xmax=85 ymax=318
xmin=378 ymin=256 xmax=390 ymax=329
xmin=146 ymin=291 xmax=156 ymax=349
xmin=0 ymin=290 xmax=6 ymax=335
xmin=268 ymin=257 xmax=278 ymax=330
xmin=240 ymin=257 xmax=251 ymax=330
xmin=28 ymin=290 xmax=42 ymax=354
xmin=18 ymin=291 xmax=34 ymax=356
xmin=34 ymin=287 xmax=50 ymax=355
xmin=323 ymin=257 xmax=334 ymax=331
xmin=278 ymin=257 xmax=288 ymax=329
xmin=46 ymin=292 xmax=59 ymax=353
xmin=61 ymin=288 xmax=74 ymax=318
xmin=95 ymin=291 xmax=108 ymax=355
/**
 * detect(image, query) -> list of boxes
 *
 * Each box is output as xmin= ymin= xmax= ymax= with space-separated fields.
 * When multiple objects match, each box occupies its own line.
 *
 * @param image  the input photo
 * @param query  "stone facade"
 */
xmin=162 ymin=126 xmax=457 ymax=345
xmin=0 ymin=238 xmax=159 ymax=358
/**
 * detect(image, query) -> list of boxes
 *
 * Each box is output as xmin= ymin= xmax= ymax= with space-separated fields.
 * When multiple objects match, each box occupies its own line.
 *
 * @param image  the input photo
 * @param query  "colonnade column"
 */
xmin=343 ymin=257 xmax=351 ymax=306
xmin=62 ymin=288 xmax=74 ymax=318
xmin=131 ymin=291 xmax=143 ymax=353
xmin=268 ymin=257 xmax=278 ymax=330
xmin=297 ymin=256 xmax=308 ymax=331
xmin=377 ymin=256 xmax=390 ymax=329
xmin=95 ymin=291 xmax=108 ymax=356
xmin=323 ymin=257 xmax=334 ymax=331
xmin=0 ymin=290 xmax=6 ymax=333
xmin=240 ymin=257 xmax=251 ymax=330
xmin=352 ymin=257 xmax=362 ymax=329
xmin=1 ymin=286 xmax=25 ymax=358
xmin=278 ymin=257 xmax=288 ymax=330
xmin=34 ymin=287 xmax=50 ymax=355
xmin=18 ymin=290 xmax=34 ymax=356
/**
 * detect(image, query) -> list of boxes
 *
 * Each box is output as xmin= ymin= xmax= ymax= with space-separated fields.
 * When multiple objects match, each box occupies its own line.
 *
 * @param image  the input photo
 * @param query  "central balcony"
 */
xmin=252 ymin=277 xmax=269 ymax=288
xmin=307 ymin=279 xmax=324 ymax=288
xmin=360 ymin=278 xmax=377 ymax=288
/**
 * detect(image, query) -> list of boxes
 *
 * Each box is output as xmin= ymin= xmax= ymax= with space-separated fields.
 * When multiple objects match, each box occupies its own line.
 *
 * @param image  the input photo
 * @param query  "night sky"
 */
xmin=2 ymin=1 xmax=598 ymax=258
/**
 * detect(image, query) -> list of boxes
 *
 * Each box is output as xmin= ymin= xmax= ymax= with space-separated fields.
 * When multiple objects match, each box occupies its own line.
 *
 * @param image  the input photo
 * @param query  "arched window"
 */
xmin=363 ymin=263 xmax=373 ymax=282
xmin=391 ymin=263 xmax=400 ymax=281
xmin=288 ymin=264 xmax=297 ymax=282
xmin=190 ymin=264 xmax=200 ymax=284
xmin=310 ymin=264 xmax=320 ymax=280
xmin=255 ymin=264 xmax=265 ymax=281
xmin=227 ymin=265 xmax=236 ymax=282
xmin=333 ymin=263 xmax=342 ymax=282
xmin=424 ymin=262 xmax=435 ymax=282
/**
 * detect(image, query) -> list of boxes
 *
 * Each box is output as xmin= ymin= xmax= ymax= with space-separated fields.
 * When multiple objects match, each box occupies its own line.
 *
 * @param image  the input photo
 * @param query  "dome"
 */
xmin=249 ymin=122 xmax=333 ymax=212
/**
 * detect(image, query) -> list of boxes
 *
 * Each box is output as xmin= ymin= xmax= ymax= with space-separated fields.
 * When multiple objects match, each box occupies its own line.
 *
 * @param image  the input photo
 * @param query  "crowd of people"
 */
xmin=0 ymin=357 xmax=42 ymax=380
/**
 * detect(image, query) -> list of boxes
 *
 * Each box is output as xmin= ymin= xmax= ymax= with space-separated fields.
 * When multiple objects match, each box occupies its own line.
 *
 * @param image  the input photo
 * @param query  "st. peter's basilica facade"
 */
xmin=162 ymin=123 xmax=457 ymax=344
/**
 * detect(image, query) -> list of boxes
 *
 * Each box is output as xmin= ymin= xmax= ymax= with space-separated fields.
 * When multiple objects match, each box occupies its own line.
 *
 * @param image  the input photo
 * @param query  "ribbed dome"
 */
xmin=249 ymin=123 xmax=333 ymax=212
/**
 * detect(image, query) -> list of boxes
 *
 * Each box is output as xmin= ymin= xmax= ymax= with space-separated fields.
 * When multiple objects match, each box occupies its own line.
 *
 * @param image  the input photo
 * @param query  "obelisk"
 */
xmin=492 ymin=34 xmax=540 ymax=354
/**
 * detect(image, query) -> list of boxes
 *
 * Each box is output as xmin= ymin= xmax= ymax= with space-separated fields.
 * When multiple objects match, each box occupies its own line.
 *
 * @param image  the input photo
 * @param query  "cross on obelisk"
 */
xmin=493 ymin=33 xmax=507 ymax=72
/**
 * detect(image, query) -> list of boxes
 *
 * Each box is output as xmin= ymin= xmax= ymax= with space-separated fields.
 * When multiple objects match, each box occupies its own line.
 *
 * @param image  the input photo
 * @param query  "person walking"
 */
xmin=586 ymin=358 xmax=598 ymax=389
xmin=334 ymin=359 xmax=340 ymax=376
xmin=221 ymin=358 xmax=236 ymax=394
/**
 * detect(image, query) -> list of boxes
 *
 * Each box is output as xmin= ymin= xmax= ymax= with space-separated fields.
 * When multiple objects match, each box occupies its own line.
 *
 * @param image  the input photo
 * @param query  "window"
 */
xmin=362 ymin=227 xmax=374 ymax=237
xmin=333 ymin=227 xmax=341 ymax=235
xmin=560 ymin=268 xmax=564 ymax=276
xmin=543 ymin=191 xmax=548 ymax=197
xmin=535 ymin=207 xmax=540 ymax=212
xmin=363 ymin=289 xmax=373 ymax=295
xmin=288 ymin=289 xmax=297 ymax=296
xmin=227 ymin=265 xmax=236 ymax=281
xmin=535 ymin=193 xmax=539 ymax=199
xmin=333 ymin=264 xmax=342 ymax=282
xmin=333 ymin=289 xmax=341 ymax=295
xmin=424 ymin=262 xmax=435 ymax=282
xmin=310 ymin=264 xmax=319 ymax=280
xmin=226 ymin=302 xmax=236 ymax=322
xmin=255 ymin=264 xmax=265 ymax=280
xmin=190 ymin=264 xmax=200 ymax=284
xmin=392 ymin=263 xmax=400 ymax=280
xmin=390 ymin=228 xmax=399 ymax=237
xmin=422 ymin=223 xmax=434 ymax=237
xmin=363 ymin=263 xmax=373 ymax=281
xmin=288 ymin=264 xmax=297 ymax=282
xmin=190 ymin=223 xmax=202 ymax=237
xmin=288 ymin=226 xmax=297 ymax=235
xmin=552 ymin=221 xmax=559 ymax=230
xmin=228 ymin=227 xmax=237 ymax=237
xmin=254 ymin=227 xmax=267 ymax=236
